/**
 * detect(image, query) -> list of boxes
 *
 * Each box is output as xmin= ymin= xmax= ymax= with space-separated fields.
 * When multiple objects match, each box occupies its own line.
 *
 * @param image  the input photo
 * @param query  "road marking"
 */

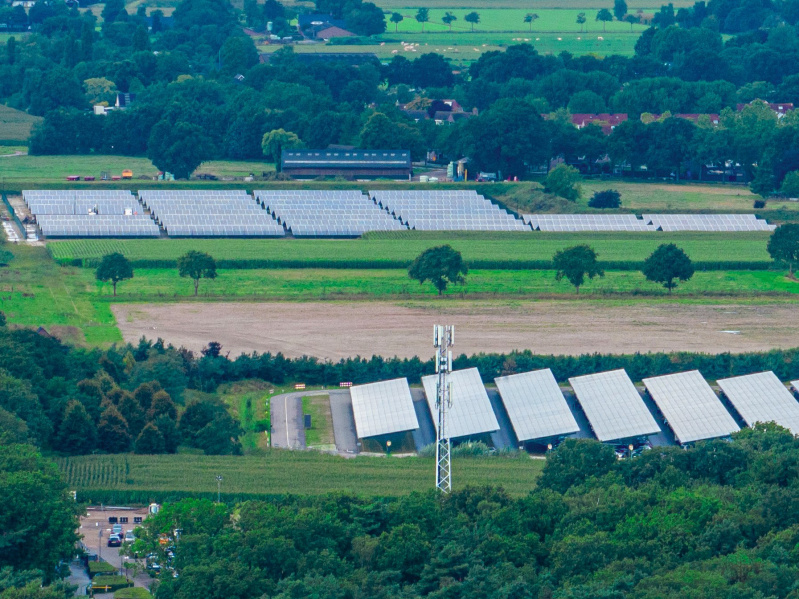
xmin=285 ymin=394 xmax=290 ymax=448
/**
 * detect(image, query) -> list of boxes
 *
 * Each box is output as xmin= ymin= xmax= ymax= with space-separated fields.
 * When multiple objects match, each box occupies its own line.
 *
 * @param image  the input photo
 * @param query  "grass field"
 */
xmin=0 ymin=105 xmax=41 ymax=144
xmin=91 ymin=267 xmax=799 ymax=299
xmin=379 ymin=8 xmax=650 ymax=33
xmin=0 ymin=245 xmax=120 ymax=345
xmin=58 ymin=451 xmax=543 ymax=497
xmin=302 ymin=394 xmax=335 ymax=448
xmin=0 ymin=155 xmax=272 ymax=183
xmin=49 ymin=232 xmax=773 ymax=267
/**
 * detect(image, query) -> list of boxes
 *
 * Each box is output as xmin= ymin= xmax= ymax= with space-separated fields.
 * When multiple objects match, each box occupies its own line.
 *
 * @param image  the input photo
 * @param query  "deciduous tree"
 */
xmin=415 ymin=8 xmax=428 ymax=31
xmin=524 ymin=12 xmax=538 ymax=31
xmin=464 ymin=11 xmax=480 ymax=31
xmin=408 ymin=245 xmax=467 ymax=295
xmin=588 ymin=189 xmax=621 ymax=208
xmin=553 ymin=245 xmax=604 ymax=293
xmin=642 ymin=243 xmax=695 ymax=293
xmin=96 ymin=252 xmax=133 ymax=296
xmin=135 ymin=422 xmax=165 ymax=454
xmin=177 ymin=250 xmax=217 ymax=296
xmin=147 ymin=120 xmax=214 ymax=180
xmin=545 ymin=164 xmax=582 ymax=201
xmin=596 ymin=8 xmax=613 ymax=31
xmin=56 ymin=400 xmax=97 ymax=455
xmin=390 ymin=12 xmax=403 ymax=32
xmin=261 ymin=129 xmax=304 ymax=171
xmin=97 ymin=404 xmax=132 ymax=452
xmin=768 ymin=223 xmax=799 ymax=277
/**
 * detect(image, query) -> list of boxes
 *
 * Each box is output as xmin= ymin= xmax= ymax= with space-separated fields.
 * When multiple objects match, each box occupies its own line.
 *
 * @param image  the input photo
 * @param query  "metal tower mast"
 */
xmin=433 ymin=325 xmax=454 ymax=493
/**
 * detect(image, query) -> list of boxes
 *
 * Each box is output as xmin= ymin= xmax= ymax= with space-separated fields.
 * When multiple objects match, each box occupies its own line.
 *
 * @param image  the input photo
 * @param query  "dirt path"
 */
xmin=112 ymin=300 xmax=799 ymax=359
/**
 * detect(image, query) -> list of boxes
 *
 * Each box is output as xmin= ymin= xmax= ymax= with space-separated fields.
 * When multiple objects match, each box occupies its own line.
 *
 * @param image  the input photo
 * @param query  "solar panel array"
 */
xmin=139 ymin=190 xmax=284 ymax=237
xmin=372 ymin=190 xmax=530 ymax=231
xmin=643 ymin=370 xmax=740 ymax=444
xmin=569 ymin=369 xmax=661 ymax=442
xmin=36 ymin=214 xmax=159 ymax=237
xmin=350 ymin=378 xmax=419 ymax=439
xmin=23 ymin=190 xmax=159 ymax=237
xmin=523 ymin=214 xmax=654 ymax=231
xmin=421 ymin=368 xmax=500 ymax=439
xmin=718 ymin=371 xmax=799 ymax=435
xmin=23 ymin=190 xmax=142 ymax=215
xmin=494 ymin=369 xmax=580 ymax=442
xmin=643 ymin=214 xmax=775 ymax=231
xmin=255 ymin=190 xmax=405 ymax=237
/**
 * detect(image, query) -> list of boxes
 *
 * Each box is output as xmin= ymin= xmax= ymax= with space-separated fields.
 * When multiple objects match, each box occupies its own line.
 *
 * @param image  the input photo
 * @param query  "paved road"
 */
xmin=270 ymin=391 xmax=326 ymax=449
xmin=329 ymin=389 xmax=358 ymax=454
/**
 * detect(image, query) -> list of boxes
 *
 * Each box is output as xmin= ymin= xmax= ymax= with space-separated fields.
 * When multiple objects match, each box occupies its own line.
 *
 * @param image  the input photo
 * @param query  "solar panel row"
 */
xmin=139 ymin=190 xmax=284 ymax=237
xmin=350 ymin=367 xmax=799 ymax=445
xmin=372 ymin=190 xmax=528 ymax=232
xmin=256 ymin=190 xmax=405 ymax=237
xmin=23 ymin=191 xmax=159 ymax=237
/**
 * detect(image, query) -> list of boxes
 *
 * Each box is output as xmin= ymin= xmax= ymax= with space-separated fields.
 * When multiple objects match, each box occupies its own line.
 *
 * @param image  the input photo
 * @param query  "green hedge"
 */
xmin=115 ymin=587 xmax=152 ymax=599
xmin=92 ymin=576 xmax=133 ymax=592
xmin=88 ymin=561 xmax=117 ymax=577
xmin=62 ymin=257 xmax=775 ymax=272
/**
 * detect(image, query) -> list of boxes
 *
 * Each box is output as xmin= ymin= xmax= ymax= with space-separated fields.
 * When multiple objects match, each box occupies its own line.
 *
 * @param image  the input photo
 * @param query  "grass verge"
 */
xmin=301 ymin=394 xmax=334 ymax=448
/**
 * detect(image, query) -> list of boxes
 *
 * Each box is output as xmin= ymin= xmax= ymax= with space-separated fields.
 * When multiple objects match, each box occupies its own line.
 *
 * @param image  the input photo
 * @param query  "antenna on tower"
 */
xmin=433 ymin=325 xmax=454 ymax=493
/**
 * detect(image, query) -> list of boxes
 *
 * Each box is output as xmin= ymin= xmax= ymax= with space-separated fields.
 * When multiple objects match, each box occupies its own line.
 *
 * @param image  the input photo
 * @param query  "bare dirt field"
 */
xmin=112 ymin=300 xmax=799 ymax=359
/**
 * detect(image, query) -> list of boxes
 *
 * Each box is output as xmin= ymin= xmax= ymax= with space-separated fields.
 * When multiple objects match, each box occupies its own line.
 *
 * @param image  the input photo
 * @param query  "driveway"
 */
xmin=329 ymin=389 xmax=358 ymax=454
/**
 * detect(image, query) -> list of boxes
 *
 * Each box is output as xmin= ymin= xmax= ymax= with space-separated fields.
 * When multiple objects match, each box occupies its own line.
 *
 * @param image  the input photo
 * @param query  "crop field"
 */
xmin=0 ymin=155 xmax=272 ymax=183
xmin=58 ymin=452 xmax=543 ymax=498
xmin=49 ymin=232 xmax=773 ymax=267
xmin=0 ymin=105 xmax=42 ymax=144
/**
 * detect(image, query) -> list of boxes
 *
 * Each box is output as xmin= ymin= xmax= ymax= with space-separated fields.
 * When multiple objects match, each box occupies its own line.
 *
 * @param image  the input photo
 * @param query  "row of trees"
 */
xmin=407 ymin=224 xmax=799 ymax=296
xmin=96 ymin=250 xmax=217 ymax=295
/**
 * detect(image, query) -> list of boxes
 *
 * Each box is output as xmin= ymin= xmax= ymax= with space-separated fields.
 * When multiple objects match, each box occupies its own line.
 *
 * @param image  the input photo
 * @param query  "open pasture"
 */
xmin=0 ymin=154 xmax=272 ymax=182
xmin=380 ymin=9 xmax=649 ymax=34
xmin=58 ymin=452 xmax=543 ymax=498
xmin=48 ymin=232 xmax=773 ymax=267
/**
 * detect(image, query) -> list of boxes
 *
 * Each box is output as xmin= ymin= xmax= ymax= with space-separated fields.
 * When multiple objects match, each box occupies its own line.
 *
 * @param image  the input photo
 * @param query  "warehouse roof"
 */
xmin=282 ymin=150 xmax=411 ymax=170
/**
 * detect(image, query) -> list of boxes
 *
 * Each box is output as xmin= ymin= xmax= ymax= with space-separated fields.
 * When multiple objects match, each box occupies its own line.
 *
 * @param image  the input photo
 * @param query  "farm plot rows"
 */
xmin=48 ymin=233 xmax=773 ymax=268
xmin=58 ymin=452 xmax=543 ymax=498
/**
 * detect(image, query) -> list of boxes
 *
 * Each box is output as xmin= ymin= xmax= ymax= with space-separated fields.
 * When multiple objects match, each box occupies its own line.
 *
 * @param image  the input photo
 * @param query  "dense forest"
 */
xmin=123 ymin=427 xmax=799 ymax=599
xmin=5 ymin=320 xmax=799 ymax=458
xmin=6 ymin=0 xmax=799 ymax=188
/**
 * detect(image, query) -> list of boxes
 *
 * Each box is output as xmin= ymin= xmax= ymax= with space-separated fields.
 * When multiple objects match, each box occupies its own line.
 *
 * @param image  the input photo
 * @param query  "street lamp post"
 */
xmin=386 ymin=440 xmax=392 ymax=456
xmin=629 ymin=444 xmax=634 ymax=459
xmin=215 ymin=475 xmax=223 ymax=503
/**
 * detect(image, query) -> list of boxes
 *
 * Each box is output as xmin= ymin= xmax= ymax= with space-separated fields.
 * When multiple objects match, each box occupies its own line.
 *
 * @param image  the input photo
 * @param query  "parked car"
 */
xmin=107 ymin=534 xmax=122 ymax=547
xmin=111 ymin=524 xmax=123 ymax=536
xmin=124 ymin=531 xmax=135 ymax=543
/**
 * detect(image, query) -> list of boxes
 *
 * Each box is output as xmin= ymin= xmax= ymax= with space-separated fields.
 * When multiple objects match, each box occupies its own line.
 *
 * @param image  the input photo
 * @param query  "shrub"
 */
xmin=115 ymin=587 xmax=152 ymax=599
xmin=754 ymin=199 xmax=766 ymax=209
xmin=88 ymin=561 xmax=118 ymax=577
xmin=92 ymin=575 xmax=133 ymax=593
xmin=781 ymin=170 xmax=799 ymax=198
xmin=588 ymin=189 xmax=621 ymax=209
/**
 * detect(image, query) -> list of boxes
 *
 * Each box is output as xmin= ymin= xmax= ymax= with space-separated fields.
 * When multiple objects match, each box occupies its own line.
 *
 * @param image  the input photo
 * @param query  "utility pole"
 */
xmin=433 ymin=325 xmax=454 ymax=493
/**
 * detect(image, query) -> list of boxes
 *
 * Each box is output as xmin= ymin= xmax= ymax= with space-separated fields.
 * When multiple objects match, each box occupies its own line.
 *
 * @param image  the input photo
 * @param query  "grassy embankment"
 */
xmin=58 ymin=451 xmax=543 ymax=499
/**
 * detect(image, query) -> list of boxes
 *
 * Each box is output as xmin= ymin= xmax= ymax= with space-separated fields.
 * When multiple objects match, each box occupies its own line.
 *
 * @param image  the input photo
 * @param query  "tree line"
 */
xmin=9 ymin=0 xmax=799 ymax=180
xmin=122 ymin=425 xmax=799 ymax=599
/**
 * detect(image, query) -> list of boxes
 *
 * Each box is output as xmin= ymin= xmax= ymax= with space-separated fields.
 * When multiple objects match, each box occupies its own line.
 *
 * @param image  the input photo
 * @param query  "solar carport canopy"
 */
xmin=495 ymin=369 xmax=579 ymax=442
xmin=718 ymin=371 xmax=799 ymax=434
xmin=422 ymin=368 xmax=499 ymax=439
xmin=569 ymin=369 xmax=660 ymax=442
xmin=643 ymin=370 xmax=740 ymax=444
xmin=350 ymin=378 xmax=419 ymax=439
